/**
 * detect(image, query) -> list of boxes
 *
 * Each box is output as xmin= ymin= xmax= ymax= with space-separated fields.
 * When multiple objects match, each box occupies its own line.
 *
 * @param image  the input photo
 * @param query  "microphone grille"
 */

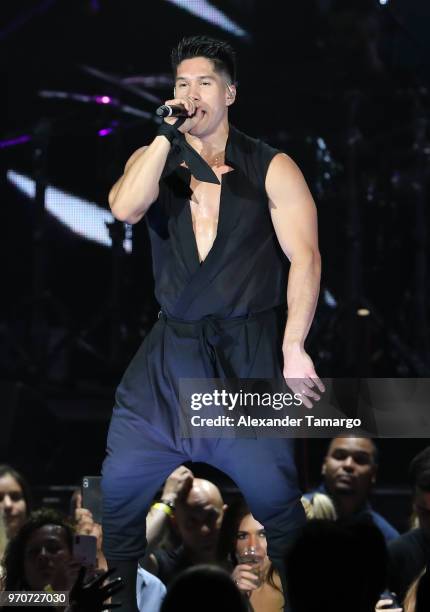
xmin=156 ymin=105 xmax=171 ymax=117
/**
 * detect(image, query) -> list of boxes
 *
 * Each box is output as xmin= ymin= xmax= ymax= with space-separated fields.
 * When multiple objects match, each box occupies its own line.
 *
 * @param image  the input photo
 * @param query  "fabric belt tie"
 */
xmin=158 ymin=308 xmax=283 ymax=439
xmin=158 ymin=308 xmax=278 ymax=379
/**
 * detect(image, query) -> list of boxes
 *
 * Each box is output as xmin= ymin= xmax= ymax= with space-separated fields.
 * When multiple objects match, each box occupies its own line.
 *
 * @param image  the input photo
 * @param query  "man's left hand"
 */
xmin=283 ymin=343 xmax=325 ymax=409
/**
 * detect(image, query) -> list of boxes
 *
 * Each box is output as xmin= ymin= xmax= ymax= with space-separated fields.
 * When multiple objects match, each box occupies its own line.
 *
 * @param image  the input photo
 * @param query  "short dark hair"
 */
xmin=3 ymin=508 xmax=74 ymax=591
xmin=327 ymin=436 xmax=379 ymax=466
xmin=171 ymin=35 xmax=237 ymax=84
xmin=409 ymin=447 xmax=430 ymax=491
xmin=161 ymin=564 xmax=248 ymax=612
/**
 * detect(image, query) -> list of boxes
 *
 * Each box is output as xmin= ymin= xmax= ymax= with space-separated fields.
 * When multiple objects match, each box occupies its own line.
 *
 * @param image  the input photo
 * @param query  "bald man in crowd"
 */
xmin=304 ymin=436 xmax=398 ymax=543
xmin=142 ymin=468 xmax=227 ymax=585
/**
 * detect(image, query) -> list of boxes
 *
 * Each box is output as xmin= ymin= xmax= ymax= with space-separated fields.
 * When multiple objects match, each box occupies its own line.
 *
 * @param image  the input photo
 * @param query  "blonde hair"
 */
xmin=409 ymin=510 xmax=420 ymax=530
xmin=0 ymin=510 xmax=7 ymax=560
xmin=0 ymin=510 xmax=7 ymax=588
xmin=301 ymin=493 xmax=337 ymax=521
xmin=403 ymin=569 xmax=425 ymax=612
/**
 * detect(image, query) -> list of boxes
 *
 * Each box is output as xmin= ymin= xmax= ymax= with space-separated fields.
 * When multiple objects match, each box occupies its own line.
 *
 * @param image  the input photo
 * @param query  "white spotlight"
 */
xmin=165 ymin=0 xmax=248 ymax=37
xmin=7 ymin=170 xmax=132 ymax=252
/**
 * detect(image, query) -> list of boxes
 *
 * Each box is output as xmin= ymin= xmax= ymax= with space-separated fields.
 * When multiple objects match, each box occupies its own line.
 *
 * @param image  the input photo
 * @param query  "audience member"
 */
xmin=388 ymin=446 xmax=430 ymax=603
xmin=160 ymin=564 xmax=248 ymax=612
xmin=226 ymin=501 xmax=284 ymax=612
xmin=135 ymin=565 xmax=166 ymax=612
xmin=3 ymin=447 xmax=418 ymax=612
xmin=285 ymin=519 xmax=387 ymax=612
xmin=143 ymin=476 xmax=227 ymax=585
xmin=71 ymin=487 xmax=166 ymax=612
xmin=304 ymin=436 xmax=398 ymax=542
xmin=1 ymin=508 xmax=122 ymax=611
xmin=0 ymin=465 xmax=31 ymax=541
xmin=145 ymin=466 xmax=193 ymax=555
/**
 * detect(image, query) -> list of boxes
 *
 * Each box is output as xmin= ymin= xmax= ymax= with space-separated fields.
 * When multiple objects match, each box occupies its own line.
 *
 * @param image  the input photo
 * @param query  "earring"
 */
xmin=225 ymin=82 xmax=234 ymax=99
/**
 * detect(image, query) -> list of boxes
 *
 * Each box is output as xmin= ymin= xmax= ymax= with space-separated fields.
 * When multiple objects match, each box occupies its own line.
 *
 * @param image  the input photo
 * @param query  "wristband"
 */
xmin=152 ymin=501 xmax=174 ymax=516
xmin=157 ymin=118 xmax=186 ymax=144
xmin=161 ymin=498 xmax=175 ymax=511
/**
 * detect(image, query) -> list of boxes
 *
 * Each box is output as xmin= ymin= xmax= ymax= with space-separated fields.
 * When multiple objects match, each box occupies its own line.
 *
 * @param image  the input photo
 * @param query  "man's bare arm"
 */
xmin=266 ymin=153 xmax=321 ymax=346
xmin=266 ymin=153 xmax=324 ymax=405
xmin=108 ymin=137 xmax=171 ymax=225
xmin=109 ymin=96 xmax=205 ymax=224
xmin=141 ymin=466 xmax=193 ymax=575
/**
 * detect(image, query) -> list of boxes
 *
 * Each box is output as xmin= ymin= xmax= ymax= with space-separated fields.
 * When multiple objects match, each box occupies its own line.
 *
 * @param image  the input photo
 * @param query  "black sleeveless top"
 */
xmin=145 ymin=125 xmax=288 ymax=321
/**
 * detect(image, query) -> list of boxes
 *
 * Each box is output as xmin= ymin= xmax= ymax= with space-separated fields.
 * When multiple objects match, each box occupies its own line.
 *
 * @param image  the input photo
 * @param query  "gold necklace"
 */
xmin=213 ymin=152 xmax=224 ymax=166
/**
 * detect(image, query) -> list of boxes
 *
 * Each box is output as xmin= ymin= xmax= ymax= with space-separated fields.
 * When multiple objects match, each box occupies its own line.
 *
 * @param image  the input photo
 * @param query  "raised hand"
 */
xmin=163 ymin=96 xmax=206 ymax=133
xmin=67 ymin=566 xmax=123 ymax=611
xmin=161 ymin=465 xmax=194 ymax=505
xmin=232 ymin=564 xmax=260 ymax=595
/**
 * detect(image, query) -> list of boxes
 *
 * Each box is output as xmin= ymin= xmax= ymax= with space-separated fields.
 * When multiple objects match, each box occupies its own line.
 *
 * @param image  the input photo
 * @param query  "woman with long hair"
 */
xmin=219 ymin=499 xmax=284 ymax=612
xmin=0 ymin=465 xmax=31 ymax=543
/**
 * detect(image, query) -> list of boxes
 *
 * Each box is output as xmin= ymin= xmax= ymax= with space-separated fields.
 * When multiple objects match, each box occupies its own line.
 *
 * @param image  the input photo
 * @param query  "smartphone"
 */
xmin=82 ymin=476 xmax=102 ymax=524
xmin=73 ymin=534 xmax=97 ymax=568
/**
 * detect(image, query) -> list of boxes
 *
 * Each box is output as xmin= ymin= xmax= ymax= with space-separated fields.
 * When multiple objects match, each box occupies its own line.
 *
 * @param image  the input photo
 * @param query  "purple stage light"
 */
xmin=98 ymin=128 xmax=113 ymax=137
xmin=0 ymin=135 xmax=31 ymax=149
xmin=95 ymin=95 xmax=112 ymax=105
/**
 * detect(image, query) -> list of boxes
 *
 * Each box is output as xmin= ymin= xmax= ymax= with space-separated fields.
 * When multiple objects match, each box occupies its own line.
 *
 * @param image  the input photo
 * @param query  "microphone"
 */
xmin=155 ymin=103 xmax=189 ymax=118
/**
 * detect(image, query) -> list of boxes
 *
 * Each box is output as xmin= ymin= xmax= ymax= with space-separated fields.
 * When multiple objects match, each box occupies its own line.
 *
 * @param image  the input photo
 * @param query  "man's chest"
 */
xmin=155 ymin=159 xmax=273 ymax=262
xmin=187 ymin=164 xmax=233 ymax=262
xmin=188 ymin=163 xmax=232 ymax=219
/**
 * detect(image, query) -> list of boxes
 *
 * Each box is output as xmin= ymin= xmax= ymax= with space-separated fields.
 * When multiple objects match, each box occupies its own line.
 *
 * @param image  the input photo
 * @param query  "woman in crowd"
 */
xmin=3 ymin=508 xmax=76 ymax=594
xmin=0 ymin=465 xmax=31 ymax=542
xmin=1 ymin=508 xmax=122 ymax=611
xmin=220 ymin=499 xmax=284 ymax=612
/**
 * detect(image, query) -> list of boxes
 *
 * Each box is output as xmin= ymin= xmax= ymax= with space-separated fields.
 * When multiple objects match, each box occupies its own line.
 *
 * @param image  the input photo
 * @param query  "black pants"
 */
xmin=102 ymin=309 xmax=305 ymax=609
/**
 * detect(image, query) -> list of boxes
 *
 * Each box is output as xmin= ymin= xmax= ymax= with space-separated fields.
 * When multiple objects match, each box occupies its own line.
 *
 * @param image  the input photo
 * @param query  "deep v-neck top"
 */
xmin=145 ymin=125 xmax=288 ymax=320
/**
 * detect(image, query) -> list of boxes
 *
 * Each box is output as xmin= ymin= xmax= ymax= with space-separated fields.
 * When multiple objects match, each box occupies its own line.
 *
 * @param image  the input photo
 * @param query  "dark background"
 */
xmin=1 ymin=0 xmax=430 ymax=529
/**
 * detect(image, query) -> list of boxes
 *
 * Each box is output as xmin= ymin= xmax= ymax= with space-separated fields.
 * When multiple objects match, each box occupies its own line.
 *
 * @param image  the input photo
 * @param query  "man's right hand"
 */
xmin=163 ymin=96 xmax=205 ymax=134
xmin=161 ymin=465 xmax=194 ymax=505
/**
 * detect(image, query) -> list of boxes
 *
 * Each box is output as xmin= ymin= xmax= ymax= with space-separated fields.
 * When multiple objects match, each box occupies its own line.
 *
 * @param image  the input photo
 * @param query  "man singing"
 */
xmin=102 ymin=35 xmax=323 ymax=611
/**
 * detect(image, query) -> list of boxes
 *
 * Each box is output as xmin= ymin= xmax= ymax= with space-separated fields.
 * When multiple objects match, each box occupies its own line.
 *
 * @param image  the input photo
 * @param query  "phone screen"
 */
xmin=82 ymin=476 xmax=102 ymax=524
